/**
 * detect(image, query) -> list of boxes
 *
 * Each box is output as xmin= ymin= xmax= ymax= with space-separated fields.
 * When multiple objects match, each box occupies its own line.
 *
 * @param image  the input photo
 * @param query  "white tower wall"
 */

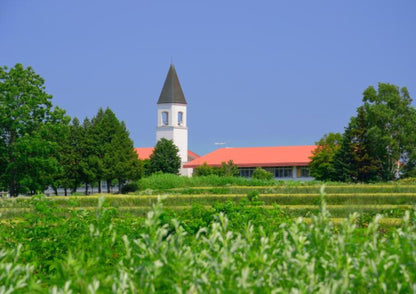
xmin=156 ymin=64 xmax=192 ymax=176
xmin=156 ymin=104 xmax=189 ymax=173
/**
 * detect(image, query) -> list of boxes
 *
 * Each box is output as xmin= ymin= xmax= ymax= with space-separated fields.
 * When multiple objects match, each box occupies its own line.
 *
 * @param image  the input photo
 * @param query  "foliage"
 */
xmin=252 ymin=167 xmax=273 ymax=180
xmin=61 ymin=108 xmax=142 ymax=195
xmin=1 ymin=195 xmax=416 ymax=292
xmin=148 ymin=138 xmax=181 ymax=175
xmin=246 ymin=190 xmax=259 ymax=202
xmin=313 ymin=83 xmax=416 ymax=183
xmin=137 ymin=173 xmax=277 ymax=190
xmin=0 ymin=63 xmax=69 ymax=196
xmin=120 ymin=181 xmax=139 ymax=194
xmin=309 ymin=132 xmax=343 ymax=181
xmin=217 ymin=160 xmax=239 ymax=177
xmin=193 ymin=162 xmax=217 ymax=176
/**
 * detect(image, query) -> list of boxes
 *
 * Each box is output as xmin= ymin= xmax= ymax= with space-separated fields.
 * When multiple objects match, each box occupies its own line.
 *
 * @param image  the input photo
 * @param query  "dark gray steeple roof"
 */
xmin=157 ymin=63 xmax=187 ymax=105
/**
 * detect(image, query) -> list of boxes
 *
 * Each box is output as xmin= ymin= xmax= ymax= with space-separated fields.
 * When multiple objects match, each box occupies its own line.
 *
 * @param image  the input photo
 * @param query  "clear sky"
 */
xmin=1 ymin=0 xmax=415 ymax=155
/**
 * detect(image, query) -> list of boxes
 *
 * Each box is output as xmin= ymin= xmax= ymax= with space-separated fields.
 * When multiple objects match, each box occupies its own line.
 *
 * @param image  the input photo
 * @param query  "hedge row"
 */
xmin=0 ymin=204 xmax=411 ymax=219
xmin=153 ymin=185 xmax=416 ymax=195
xmin=2 ymin=193 xmax=416 ymax=208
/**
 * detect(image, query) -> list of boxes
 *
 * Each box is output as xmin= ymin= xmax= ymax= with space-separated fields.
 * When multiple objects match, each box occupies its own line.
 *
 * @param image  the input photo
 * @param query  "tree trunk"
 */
xmin=54 ymin=187 xmax=58 ymax=196
xmin=85 ymin=183 xmax=89 ymax=195
xmin=8 ymin=132 xmax=18 ymax=197
xmin=118 ymin=178 xmax=122 ymax=194
xmin=98 ymin=180 xmax=102 ymax=193
xmin=64 ymin=188 xmax=67 ymax=196
xmin=9 ymin=172 xmax=17 ymax=197
xmin=107 ymin=180 xmax=111 ymax=193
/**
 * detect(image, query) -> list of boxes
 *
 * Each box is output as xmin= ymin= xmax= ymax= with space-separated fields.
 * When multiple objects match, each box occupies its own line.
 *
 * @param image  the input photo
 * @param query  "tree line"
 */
xmin=0 ymin=64 xmax=143 ymax=196
xmin=309 ymin=83 xmax=416 ymax=182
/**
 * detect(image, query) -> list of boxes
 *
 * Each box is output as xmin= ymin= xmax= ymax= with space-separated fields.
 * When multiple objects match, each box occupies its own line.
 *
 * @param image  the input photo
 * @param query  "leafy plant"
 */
xmin=252 ymin=167 xmax=273 ymax=180
xmin=246 ymin=190 xmax=259 ymax=202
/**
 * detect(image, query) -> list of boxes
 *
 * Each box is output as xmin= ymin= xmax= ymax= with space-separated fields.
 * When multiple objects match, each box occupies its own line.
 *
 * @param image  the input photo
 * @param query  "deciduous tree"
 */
xmin=0 ymin=64 xmax=68 ymax=196
xmin=309 ymin=133 xmax=343 ymax=181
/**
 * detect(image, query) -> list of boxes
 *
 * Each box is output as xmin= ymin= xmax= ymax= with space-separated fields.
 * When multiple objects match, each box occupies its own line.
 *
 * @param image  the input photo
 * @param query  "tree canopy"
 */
xmin=0 ymin=64 xmax=142 ymax=196
xmin=310 ymin=83 xmax=416 ymax=182
xmin=148 ymin=138 xmax=181 ymax=175
xmin=309 ymin=133 xmax=343 ymax=181
xmin=0 ymin=64 xmax=69 ymax=196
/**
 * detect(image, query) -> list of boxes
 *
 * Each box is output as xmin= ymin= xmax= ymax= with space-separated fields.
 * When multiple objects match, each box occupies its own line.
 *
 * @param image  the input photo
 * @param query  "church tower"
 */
xmin=156 ymin=63 xmax=190 ymax=175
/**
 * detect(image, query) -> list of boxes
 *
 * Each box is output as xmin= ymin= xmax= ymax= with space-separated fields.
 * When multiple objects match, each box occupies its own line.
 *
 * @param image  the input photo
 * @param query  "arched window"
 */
xmin=178 ymin=111 xmax=183 ymax=125
xmin=162 ymin=111 xmax=169 ymax=126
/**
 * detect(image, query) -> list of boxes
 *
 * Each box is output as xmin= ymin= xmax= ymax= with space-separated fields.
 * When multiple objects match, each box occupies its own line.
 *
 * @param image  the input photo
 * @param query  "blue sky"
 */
xmin=1 ymin=0 xmax=415 ymax=155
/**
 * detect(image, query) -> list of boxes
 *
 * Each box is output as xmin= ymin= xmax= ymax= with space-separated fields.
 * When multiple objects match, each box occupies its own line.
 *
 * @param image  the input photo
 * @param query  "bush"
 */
xmin=218 ymin=160 xmax=239 ymax=177
xmin=252 ymin=167 xmax=273 ymax=180
xmin=121 ymin=182 xmax=139 ymax=194
xmin=194 ymin=162 xmax=218 ymax=177
xmin=247 ymin=190 xmax=259 ymax=202
xmin=137 ymin=173 xmax=279 ymax=191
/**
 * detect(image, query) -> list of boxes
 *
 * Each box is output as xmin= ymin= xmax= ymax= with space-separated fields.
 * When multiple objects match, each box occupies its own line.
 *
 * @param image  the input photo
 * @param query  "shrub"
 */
xmin=247 ymin=190 xmax=259 ymax=202
xmin=193 ymin=162 xmax=218 ymax=177
xmin=252 ymin=167 xmax=273 ymax=180
xmin=218 ymin=160 xmax=239 ymax=177
xmin=121 ymin=182 xmax=139 ymax=194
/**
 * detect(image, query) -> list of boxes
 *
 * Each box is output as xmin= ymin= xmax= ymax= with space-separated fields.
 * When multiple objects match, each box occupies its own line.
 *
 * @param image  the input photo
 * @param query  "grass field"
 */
xmin=1 ymin=179 xmax=416 ymax=292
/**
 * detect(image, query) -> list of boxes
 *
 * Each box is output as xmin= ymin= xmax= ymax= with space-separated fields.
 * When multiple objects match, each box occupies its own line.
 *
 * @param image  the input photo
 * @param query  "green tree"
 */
xmin=252 ymin=167 xmax=273 ymax=180
xmin=218 ymin=160 xmax=239 ymax=177
xmin=334 ymin=83 xmax=416 ymax=182
xmin=79 ymin=118 xmax=98 ymax=194
xmin=148 ymin=138 xmax=181 ymax=175
xmin=104 ymin=119 xmax=143 ymax=193
xmin=57 ymin=117 xmax=84 ymax=195
xmin=334 ymin=110 xmax=382 ymax=182
xmin=193 ymin=162 xmax=217 ymax=177
xmin=309 ymin=132 xmax=343 ymax=181
xmin=88 ymin=108 xmax=107 ymax=193
xmin=0 ymin=64 xmax=68 ymax=196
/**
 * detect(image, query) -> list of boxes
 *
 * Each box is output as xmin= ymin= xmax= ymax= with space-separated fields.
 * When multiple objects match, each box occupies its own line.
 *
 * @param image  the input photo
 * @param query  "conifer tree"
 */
xmin=57 ymin=117 xmax=84 ymax=195
xmin=148 ymin=138 xmax=181 ymax=175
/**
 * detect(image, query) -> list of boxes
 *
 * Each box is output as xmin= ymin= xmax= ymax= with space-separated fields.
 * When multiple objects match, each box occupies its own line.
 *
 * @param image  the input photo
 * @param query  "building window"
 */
xmin=178 ymin=111 xmax=183 ymax=125
xmin=274 ymin=167 xmax=293 ymax=178
xmin=162 ymin=111 xmax=169 ymax=126
xmin=239 ymin=168 xmax=255 ymax=178
xmin=300 ymin=167 xmax=310 ymax=177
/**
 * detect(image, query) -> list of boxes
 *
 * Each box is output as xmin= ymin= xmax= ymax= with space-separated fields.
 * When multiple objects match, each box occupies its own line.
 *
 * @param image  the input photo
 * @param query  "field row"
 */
xmin=151 ymin=184 xmax=416 ymax=194
xmin=0 ymin=203 xmax=413 ymax=219
xmin=2 ymin=193 xmax=416 ymax=208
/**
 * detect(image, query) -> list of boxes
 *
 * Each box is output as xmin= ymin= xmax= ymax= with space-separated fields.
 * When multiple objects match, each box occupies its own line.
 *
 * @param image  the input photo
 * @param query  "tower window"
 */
xmin=162 ymin=111 xmax=169 ymax=126
xmin=178 ymin=111 xmax=183 ymax=125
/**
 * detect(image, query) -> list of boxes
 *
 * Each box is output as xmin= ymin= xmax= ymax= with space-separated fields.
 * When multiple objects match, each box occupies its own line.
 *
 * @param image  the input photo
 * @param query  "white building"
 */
xmin=135 ymin=64 xmax=198 ymax=176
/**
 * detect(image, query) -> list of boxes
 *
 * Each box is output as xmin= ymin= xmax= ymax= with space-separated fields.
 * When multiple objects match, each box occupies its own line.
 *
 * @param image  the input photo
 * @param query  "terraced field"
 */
xmin=1 ymin=183 xmax=415 ymax=224
xmin=2 ymin=182 xmax=416 ymax=292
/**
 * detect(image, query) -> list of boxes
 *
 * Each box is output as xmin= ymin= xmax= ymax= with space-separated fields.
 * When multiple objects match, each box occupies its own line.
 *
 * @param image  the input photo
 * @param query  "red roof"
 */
xmin=134 ymin=148 xmax=155 ymax=160
xmin=134 ymin=147 xmax=200 ymax=161
xmin=183 ymin=146 xmax=315 ymax=168
xmin=187 ymin=150 xmax=200 ymax=161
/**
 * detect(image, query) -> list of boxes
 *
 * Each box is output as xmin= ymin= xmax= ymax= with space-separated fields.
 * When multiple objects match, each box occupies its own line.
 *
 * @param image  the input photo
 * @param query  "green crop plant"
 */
xmin=1 ymin=191 xmax=416 ymax=292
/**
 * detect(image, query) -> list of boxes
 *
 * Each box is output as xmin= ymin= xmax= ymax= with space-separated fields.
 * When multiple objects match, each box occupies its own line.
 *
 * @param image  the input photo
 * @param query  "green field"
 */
xmin=1 ymin=181 xmax=416 ymax=292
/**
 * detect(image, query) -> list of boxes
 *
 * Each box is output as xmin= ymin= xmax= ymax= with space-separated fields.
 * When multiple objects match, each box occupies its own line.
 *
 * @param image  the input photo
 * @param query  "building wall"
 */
xmin=156 ymin=103 xmax=188 ymax=164
xmin=239 ymin=166 xmax=313 ymax=180
xmin=156 ymin=103 xmax=192 ymax=176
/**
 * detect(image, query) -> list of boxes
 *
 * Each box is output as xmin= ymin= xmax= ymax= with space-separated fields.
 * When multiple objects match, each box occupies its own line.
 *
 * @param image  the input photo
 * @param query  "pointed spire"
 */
xmin=157 ymin=63 xmax=187 ymax=105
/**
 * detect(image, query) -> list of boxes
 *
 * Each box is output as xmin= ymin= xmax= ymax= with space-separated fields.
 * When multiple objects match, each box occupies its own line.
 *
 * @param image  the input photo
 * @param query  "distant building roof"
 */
xmin=134 ymin=147 xmax=199 ymax=161
xmin=157 ymin=63 xmax=187 ymax=105
xmin=134 ymin=147 xmax=155 ymax=160
xmin=183 ymin=146 xmax=316 ymax=168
